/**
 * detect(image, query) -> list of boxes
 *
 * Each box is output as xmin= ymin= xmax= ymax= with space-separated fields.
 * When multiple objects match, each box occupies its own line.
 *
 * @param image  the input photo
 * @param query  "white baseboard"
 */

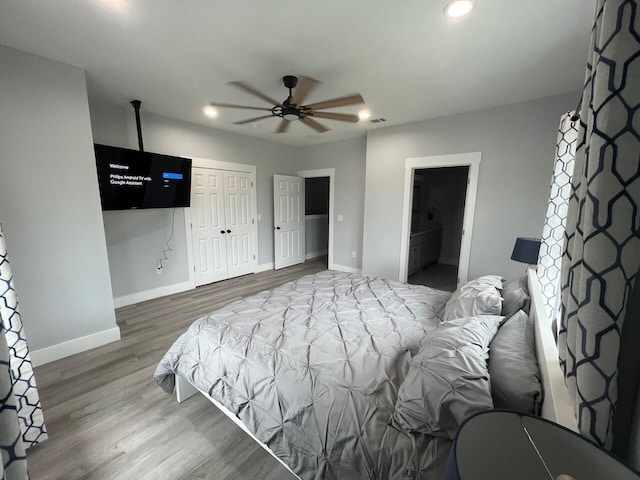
xmin=305 ymin=249 xmax=328 ymax=260
xmin=258 ymin=254 xmax=327 ymax=271
xmin=438 ymin=257 xmax=459 ymax=266
xmin=30 ymin=327 xmax=121 ymax=367
xmin=332 ymin=263 xmax=362 ymax=274
xmin=113 ymin=280 xmax=195 ymax=308
xmin=257 ymin=262 xmax=274 ymax=273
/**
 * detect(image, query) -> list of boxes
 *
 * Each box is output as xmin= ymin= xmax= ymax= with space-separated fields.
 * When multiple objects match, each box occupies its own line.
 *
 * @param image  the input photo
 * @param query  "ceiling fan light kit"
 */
xmin=210 ymin=75 xmax=365 ymax=134
xmin=203 ymin=105 xmax=218 ymax=118
xmin=358 ymin=109 xmax=371 ymax=121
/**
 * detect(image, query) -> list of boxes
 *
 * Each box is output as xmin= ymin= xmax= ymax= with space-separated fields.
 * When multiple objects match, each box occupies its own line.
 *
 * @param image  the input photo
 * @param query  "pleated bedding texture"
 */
xmin=155 ymin=271 xmax=478 ymax=479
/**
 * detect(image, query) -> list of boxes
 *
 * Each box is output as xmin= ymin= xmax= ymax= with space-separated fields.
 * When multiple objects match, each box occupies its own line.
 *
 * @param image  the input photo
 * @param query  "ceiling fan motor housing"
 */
xmin=283 ymin=75 xmax=298 ymax=90
xmin=278 ymin=75 xmax=305 ymax=120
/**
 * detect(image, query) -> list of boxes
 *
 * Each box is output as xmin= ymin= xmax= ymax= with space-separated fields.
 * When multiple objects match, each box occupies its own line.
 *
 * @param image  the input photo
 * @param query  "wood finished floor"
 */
xmin=27 ymin=257 xmax=329 ymax=480
xmin=408 ymin=262 xmax=458 ymax=292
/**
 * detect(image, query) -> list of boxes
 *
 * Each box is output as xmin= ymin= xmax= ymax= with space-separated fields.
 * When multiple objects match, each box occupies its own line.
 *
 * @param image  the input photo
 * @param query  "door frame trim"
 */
xmin=297 ymin=168 xmax=335 ymax=270
xmin=184 ymin=158 xmax=258 ymax=287
xmin=399 ymin=153 xmax=481 ymax=285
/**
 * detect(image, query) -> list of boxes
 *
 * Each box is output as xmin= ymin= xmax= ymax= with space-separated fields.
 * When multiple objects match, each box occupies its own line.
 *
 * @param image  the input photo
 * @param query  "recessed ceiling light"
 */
xmin=95 ymin=0 xmax=129 ymax=15
xmin=444 ymin=0 xmax=475 ymax=18
xmin=358 ymin=109 xmax=371 ymax=121
xmin=203 ymin=105 xmax=218 ymax=118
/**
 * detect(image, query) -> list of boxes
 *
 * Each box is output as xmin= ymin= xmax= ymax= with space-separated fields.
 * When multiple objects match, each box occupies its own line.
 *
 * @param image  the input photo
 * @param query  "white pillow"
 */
xmin=468 ymin=274 xmax=503 ymax=290
xmin=443 ymin=275 xmax=503 ymax=321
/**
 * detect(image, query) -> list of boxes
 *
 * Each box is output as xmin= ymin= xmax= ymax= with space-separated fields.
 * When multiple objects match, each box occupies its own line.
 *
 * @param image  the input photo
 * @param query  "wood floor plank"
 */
xmin=26 ymin=258 xmax=328 ymax=479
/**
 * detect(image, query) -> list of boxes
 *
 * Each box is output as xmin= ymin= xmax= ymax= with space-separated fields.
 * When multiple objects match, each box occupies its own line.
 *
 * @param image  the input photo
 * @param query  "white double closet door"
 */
xmin=191 ymin=168 xmax=255 ymax=286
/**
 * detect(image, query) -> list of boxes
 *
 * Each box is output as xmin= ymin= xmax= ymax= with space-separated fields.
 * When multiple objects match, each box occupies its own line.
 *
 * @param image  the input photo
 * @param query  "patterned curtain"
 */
xmin=559 ymin=0 xmax=640 ymax=449
xmin=537 ymin=113 xmax=578 ymax=321
xmin=0 ymin=324 xmax=28 ymax=480
xmin=0 ymin=223 xmax=47 ymax=447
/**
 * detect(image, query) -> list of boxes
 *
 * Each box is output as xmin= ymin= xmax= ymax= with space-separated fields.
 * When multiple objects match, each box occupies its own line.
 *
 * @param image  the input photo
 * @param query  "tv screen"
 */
xmin=94 ymin=144 xmax=192 ymax=210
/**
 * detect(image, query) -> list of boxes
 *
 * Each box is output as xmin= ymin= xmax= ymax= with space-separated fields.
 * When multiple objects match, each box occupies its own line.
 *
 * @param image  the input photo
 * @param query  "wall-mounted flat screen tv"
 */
xmin=94 ymin=144 xmax=192 ymax=210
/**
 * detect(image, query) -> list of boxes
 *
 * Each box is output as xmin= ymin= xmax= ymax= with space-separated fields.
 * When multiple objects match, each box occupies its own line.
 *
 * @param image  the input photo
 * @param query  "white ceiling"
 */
xmin=0 ymin=0 xmax=595 ymax=146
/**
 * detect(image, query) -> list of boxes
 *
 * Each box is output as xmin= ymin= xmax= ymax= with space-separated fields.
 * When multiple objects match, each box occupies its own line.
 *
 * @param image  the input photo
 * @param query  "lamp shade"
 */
xmin=510 ymin=237 xmax=541 ymax=265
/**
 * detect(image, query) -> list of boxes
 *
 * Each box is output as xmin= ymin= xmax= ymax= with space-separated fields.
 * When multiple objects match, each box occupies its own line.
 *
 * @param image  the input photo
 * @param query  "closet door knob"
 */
xmin=220 ymin=230 xmax=225 ymax=234
xmin=275 ymin=226 xmax=281 ymax=230
xmin=226 ymin=229 xmax=231 ymax=233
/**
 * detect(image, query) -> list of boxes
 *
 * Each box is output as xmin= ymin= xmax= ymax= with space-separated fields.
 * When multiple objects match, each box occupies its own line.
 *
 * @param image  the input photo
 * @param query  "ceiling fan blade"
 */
xmin=275 ymin=119 xmax=291 ymax=134
xmin=290 ymin=76 xmax=320 ymax=106
xmin=228 ymin=81 xmax=282 ymax=106
xmin=311 ymin=112 xmax=359 ymax=123
xmin=233 ymin=115 xmax=274 ymax=125
xmin=210 ymin=102 xmax=272 ymax=111
xmin=301 ymin=117 xmax=329 ymax=133
xmin=305 ymin=94 xmax=365 ymax=110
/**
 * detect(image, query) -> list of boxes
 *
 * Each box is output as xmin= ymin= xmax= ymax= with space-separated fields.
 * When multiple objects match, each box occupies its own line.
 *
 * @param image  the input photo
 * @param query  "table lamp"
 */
xmin=511 ymin=237 xmax=541 ymax=265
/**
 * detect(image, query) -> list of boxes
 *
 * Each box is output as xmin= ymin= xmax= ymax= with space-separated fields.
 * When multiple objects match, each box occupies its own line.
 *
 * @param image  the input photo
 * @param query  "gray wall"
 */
xmin=0 ymin=46 xmax=117 ymax=350
xmin=102 ymin=209 xmax=190 ymax=297
xmin=297 ymin=136 xmax=367 ymax=269
xmin=89 ymin=103 xmax=300 ymax=298
xmin=362 ymin=92 xmax=578 ymax=281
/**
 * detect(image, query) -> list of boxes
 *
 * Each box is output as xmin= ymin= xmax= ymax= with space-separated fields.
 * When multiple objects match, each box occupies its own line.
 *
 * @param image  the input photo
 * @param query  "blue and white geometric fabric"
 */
xmin=559 ymin=0 xmax=640 ymax=449
xmin=0 ymin=325 xmax=29 ymax=480
xmin=537 ymin=113 xmax=577 ymax=322
xmin=0 ymin=223 xmax=47 ymax=448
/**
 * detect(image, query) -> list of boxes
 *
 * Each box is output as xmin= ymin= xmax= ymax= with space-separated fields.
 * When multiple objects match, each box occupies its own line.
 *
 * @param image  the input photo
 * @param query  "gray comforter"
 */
xmin=155 ymin=271 xmax=456 ymax=479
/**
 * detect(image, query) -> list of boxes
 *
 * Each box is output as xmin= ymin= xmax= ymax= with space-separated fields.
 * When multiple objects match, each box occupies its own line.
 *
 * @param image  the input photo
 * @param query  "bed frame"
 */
xmin=527 ymin=266 xmax=578 ymax=431
xmin=175 ymin=370 xmax=302 ymax=478
xmin=174 ymin=267 xmax=578 ymax=477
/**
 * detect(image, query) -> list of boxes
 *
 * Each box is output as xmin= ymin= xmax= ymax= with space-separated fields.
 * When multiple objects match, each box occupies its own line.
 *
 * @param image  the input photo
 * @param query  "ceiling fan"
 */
xmin=210 ymin=75 xmax=365 ymax=134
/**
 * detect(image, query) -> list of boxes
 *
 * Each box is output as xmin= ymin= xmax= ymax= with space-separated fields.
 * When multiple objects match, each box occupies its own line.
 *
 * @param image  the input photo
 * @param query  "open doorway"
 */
xmin=407 ymin=166 xmax=468 ymax=291
xmin=399 ymin=152 xmax=481 ymax=288
xmin=298 ymin=168 xmax=335 ymax=270
xmin=304 ymin=177 xmax=329 ymax=269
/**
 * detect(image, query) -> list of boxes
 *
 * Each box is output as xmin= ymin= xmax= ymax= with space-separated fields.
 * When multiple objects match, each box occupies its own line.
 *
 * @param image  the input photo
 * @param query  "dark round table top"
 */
xmin=445 ymin=410 xmax=640 ymax=480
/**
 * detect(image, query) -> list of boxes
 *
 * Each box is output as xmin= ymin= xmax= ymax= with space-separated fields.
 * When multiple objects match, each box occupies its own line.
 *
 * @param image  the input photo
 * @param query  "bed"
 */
xmin=154 ymin=267 xmax=576 ymax=479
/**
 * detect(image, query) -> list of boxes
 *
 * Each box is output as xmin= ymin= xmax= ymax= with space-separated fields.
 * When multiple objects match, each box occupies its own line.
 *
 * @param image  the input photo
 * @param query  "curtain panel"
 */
xmin=0 ymin=224 xmax=47 ymax=448
xmin=0 ymin=325 xmax=28 ymax=480
xmin=559 ymin=0 xmax=640 ymax=448
xmin=538 ymin=112 xmax=578 ymax=321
